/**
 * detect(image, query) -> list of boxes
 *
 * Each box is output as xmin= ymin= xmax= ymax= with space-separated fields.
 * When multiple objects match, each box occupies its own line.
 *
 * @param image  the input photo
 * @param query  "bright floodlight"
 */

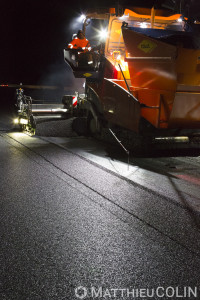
xmin=99 ymin=29 xmax=108 ymax=40
xmin=79 ymin=14 xmax=86 ymax=22
xmin=177 ymin=17 xmax=183 ymax=22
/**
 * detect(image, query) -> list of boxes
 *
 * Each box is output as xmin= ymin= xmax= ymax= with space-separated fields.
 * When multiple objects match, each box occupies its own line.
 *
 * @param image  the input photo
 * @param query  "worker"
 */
xmin=68 ymin=30 xmax=91 ymax=52
xmin=68 ymin=30 xmax=93 ymax=66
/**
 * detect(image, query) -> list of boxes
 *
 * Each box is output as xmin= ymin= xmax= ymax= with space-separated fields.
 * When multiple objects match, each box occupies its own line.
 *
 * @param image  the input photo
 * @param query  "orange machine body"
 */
xmin=65 ymin=6 xmax=200 ymax=137
xmin=99 ymin=7 xmax=200 ymax=133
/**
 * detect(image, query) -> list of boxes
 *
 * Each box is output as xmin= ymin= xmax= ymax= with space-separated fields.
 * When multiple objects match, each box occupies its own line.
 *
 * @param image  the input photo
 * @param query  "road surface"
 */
xmin=0 ymin=112 xmax=200 ymax=299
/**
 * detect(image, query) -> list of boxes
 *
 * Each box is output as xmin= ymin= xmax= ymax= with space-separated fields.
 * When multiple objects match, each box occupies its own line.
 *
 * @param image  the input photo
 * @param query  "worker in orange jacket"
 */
xmin=68 ymin=30 xmax=93 ymax=66
xmin=68 ymin=30 xmax=91 ymax=52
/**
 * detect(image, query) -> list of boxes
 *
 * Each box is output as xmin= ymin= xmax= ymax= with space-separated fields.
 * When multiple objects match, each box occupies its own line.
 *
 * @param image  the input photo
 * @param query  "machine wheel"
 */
xmin=87 ymin=113 xmax=102 ymax=138
xmin=30 ymin=115 xmax=36 ymax=129
xmin=72 ymin=117 xmax=88 ymax=136
xmin=87 ymin=115 xmax=96 ymax=135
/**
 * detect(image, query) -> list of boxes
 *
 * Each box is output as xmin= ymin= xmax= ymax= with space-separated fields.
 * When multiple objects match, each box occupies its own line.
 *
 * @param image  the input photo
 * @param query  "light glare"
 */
xmin=99 ymin=29 xmax=108 ymax=40
xmin=20 ymin=118 xmax=28 ymax=125
xmin=140 ymin=23 xmax=148 ymax=28
xmin=78 ymin=14 xmax=86 ymax=22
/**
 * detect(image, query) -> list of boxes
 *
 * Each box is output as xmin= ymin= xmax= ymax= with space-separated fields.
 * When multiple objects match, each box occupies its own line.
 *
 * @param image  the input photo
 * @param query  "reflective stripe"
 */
xmin=68 ymin=37 xmax=91 ymax=51
xmin=68 ymin=44 xmax=73 ymax=49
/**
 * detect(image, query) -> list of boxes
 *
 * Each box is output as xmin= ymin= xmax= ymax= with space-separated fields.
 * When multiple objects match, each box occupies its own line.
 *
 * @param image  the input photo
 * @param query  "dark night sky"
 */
xmin=1 ymin=0 xmax=79 ymax=85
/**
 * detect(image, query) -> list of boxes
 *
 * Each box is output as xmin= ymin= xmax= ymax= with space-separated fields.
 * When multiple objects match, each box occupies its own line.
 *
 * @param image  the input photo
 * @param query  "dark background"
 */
xmin=0 ymin=0 xmax=91 ymax=104
xmin=0 ymin=0 xmax=199 ymax=106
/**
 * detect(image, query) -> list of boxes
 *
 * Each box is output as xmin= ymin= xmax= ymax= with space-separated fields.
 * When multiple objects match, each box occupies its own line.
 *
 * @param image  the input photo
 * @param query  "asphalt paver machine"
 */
xmin=13 ymin=3 xmax=200 ymax=149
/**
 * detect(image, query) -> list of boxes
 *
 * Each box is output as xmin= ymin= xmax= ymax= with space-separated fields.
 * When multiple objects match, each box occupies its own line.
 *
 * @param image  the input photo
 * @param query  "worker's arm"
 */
xmin=68 ymin=38 xmax=78 ymax=49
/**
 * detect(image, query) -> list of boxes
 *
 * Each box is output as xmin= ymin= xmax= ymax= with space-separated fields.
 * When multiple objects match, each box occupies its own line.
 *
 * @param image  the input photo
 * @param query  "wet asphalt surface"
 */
xmin=0 ymin=111 xmax=200 ymax=300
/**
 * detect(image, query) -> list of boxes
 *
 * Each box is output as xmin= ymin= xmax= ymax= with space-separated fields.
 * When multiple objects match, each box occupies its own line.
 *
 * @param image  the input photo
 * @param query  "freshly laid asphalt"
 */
xmin=0 ymin=115 xmax=200 ymax=300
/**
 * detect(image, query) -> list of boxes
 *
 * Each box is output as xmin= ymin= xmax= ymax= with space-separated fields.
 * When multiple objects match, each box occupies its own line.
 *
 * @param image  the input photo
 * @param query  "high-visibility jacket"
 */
xmin=68 ymin=37 xmax=91 ymax=52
